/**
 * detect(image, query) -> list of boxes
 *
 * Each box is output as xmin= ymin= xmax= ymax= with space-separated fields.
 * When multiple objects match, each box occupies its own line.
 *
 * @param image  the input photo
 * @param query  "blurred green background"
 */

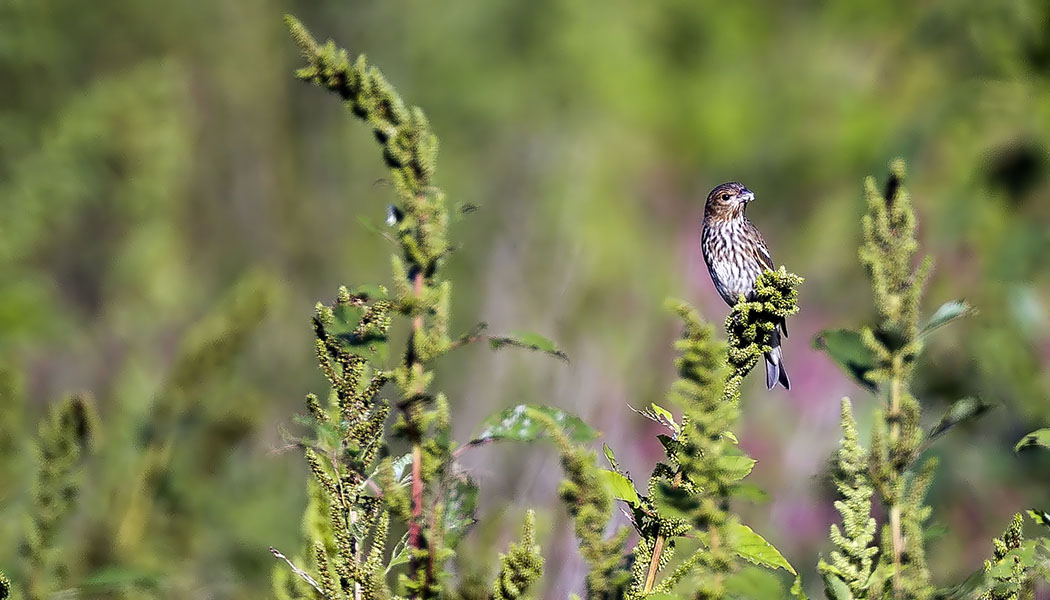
xmin=2 ymin=0 xmax=1049 ymax=597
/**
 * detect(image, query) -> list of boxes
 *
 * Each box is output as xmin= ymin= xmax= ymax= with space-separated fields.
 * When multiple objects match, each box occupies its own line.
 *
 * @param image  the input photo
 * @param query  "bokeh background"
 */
xmin=2 ymin=0 xmax=1049 ymax=597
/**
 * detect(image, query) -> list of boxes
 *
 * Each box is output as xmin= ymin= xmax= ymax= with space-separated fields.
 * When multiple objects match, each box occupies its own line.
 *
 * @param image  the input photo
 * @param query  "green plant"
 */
xmin=20 ymin=394 xmax=96 ymax=600
xmin=815 ymin=163 xmax=1050 ymax=599
xmin=275 ymin=16 xmax=807 ymax=600
xmin=0 ymin=273 xmax=273 ymax=598
xmin=818 ymin=399 xmax=878 ymax=596
xmin=274 ymin=16 xmax=557 ymax=600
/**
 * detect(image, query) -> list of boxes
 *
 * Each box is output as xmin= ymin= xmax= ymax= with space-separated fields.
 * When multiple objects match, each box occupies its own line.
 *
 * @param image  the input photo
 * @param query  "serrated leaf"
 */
xmin=442 ymin=475 xmax=478 ymax=548
xmin=603 ymin=443 xmax=619 ymax=470
xmin=822 ymin=572 xmax=854 ymax=600
xmin=718 ymin=454 xmax=756 ymax=482
xmin=488 ymin=331 xmax=568 ymax=361
xmin=723 ymin=431 xmax=739 ymax=444
xmin=813 ymin=329 xmax=878 ymax=392
xmin=1014 ymin=428 xmax=1050 ymax=452
xmin=921 ymin=300 xmax=975 ymax=336
xmin=598 ymin=469 xmax=639 ymax=506
xmin=470 ymin=404 xmax=598 ymax=445
xmin=726 ymin=521 xmax=796 ymax=575
xmin=928 ymin=397 xmax=993 ymax=442
xmin=1027 ymin=508 xmax=1050 ymax=529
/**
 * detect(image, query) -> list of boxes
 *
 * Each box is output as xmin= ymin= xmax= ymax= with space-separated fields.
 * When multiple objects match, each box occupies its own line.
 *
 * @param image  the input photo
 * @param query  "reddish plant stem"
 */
xmin=408 ymin=269 xmax=427 ymax=590
xmin=643 ymin=470 xmax=683 ymax=592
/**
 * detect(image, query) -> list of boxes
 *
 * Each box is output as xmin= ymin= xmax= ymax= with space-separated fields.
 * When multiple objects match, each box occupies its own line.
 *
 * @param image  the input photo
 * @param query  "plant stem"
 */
xmin=408 ymin=268 xmax=429 ymax=594
xmin=643 ymin=470 xmax=683 ymax=593
xmin=889 ymin=356 xmax=903 ymax=598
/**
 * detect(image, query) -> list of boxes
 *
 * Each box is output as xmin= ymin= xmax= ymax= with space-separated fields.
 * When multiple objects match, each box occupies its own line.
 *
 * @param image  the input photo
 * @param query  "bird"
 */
xmin=700 ymin=182 xmax=790 ymax=390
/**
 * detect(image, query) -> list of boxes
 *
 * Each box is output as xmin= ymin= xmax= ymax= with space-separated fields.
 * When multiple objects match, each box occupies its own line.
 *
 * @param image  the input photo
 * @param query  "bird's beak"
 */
xmin=739 ymin=190 xmax=755 ymax=203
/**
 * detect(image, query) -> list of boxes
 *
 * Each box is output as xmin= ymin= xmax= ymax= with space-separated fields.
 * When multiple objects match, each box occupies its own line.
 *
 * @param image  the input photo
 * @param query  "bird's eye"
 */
xmin=721 ymin=193 xmax=730 ymax=201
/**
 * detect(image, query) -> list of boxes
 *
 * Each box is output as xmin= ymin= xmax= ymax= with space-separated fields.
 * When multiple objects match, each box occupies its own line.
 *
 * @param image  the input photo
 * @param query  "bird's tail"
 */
xmin=764 ymin=324 xmax=790 ymax=390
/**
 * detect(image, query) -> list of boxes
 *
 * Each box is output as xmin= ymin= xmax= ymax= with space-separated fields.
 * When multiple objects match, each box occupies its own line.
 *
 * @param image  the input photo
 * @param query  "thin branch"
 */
xmin=270 ymin=546 xmax=323 ymax=595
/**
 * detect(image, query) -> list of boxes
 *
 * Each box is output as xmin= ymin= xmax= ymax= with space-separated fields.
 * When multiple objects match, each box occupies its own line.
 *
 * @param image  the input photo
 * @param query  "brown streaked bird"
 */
xmin=701 ymin=182 xmax=790 ymax=390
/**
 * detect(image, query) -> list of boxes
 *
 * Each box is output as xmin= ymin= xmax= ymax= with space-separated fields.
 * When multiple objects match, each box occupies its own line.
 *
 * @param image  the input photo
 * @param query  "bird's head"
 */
xmin=705 ymin=182 xmax=755 ymax=220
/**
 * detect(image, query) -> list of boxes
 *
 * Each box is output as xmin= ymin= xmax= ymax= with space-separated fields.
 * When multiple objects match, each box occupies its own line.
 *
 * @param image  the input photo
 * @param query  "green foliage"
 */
xmin=723 ymin=268 xmax=803 ymax=403
xmin=550 ymin=421 xmax=631 ymax=599
xmin=859 ymin=159 xmax=930 ymax=346
xmin=927 ymin=398 xmax=994 ymax=443
xmin=279 ymin=17 xmax=571 ymax=599
xmin=21 ymin=394 xmax=97 ymax=600
xmin=470 ymin=404 xmax=598 ymax=445
xmin=546 ymin=297 xmax=801 ymax=600
xmin=975 ymin=513 xmax=1050 ymax=600
xmin=492 ymin=511 xmax=544 ymax=600
xmin=819 ymin=398 xmax=878 ymax=598
xmin=284 ymin=14 xmax=460 ymax=598
xmin=818 ymin=161 xmax=957 ymax=600
xmin=812 ymin=329 xmax=879 ymax=392
xmin=812 ymin=161 xmax=1050 ymax=600
xmin=5 ymin=2 xmax=1050 ymax=597
xmin=1014 ymin=429 xmax=1050 ymax=453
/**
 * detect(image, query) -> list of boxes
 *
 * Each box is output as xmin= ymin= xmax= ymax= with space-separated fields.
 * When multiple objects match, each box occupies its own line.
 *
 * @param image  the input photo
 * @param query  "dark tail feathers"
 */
xmin=764 ymin=324 xmax=790 ymax=390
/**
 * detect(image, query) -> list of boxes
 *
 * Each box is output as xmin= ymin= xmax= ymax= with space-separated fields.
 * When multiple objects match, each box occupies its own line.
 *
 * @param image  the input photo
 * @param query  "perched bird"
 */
xmin=701 ymin=182 xmax=790 ymax=390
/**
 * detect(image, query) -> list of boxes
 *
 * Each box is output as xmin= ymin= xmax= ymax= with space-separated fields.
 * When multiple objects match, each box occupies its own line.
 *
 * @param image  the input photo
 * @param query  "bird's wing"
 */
xmin=746 ymin=221 xmax=788 ymax=337
xmin=746 ymin=221 xmax=775 ymax=271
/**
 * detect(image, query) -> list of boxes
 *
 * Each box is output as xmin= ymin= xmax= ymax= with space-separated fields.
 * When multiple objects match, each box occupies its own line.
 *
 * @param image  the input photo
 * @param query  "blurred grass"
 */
xmin=1 ymin=0 xmax=1049 ymax=597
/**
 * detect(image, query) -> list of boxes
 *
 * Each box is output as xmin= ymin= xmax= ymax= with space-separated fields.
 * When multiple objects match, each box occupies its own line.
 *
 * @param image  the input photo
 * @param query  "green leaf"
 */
xmin=488 ymin=331 xmax=568 ymax=361
xmin=729 ymin=483 xmax=770 ymax=504
xmin=653 ymin=482 xmax=699 ymax=519
xmin=470 ymin=404 xmax=598 ymax=445
xmin=1027 ymin=508 xmax=1050 ymax=529
xmin=1014 ymin=428 xmax=1050 ymax=452
xmin=725 ymin=566 xmax=787 ymax=599
xmin=603 ymin=443 xmax=619 ymax=470
xmin=657 ymin=434 xmax=681 ymax=456
xmin=723 ymin=430 xmax=739 ymax=444
xmin=650 ymin=402 xmax=679 ymax=433
xmin=927 ymin=397 xmax=993 ymax=442
xmin=386 ymin=532 xmax=411 ymax=574
xmin=718 ymin=454 xmax=757 ymax=482
xmin=726 ymin=521 xmax=796 ymax=575
xmin=921 ymin=300 xmax=975 ymax=336
xmin=442 ymin=475 xmax=479 ymax=548
xmin=813 ymin=329 xmax=878 ymax=391
xmin=822 ymin=572 xmax=854 ymax=600
xmin=985 ymin=541 xmax=1041 ymax=579
xmin=645 ymin=594 xmax=681 ymax=600
xmin=598 ymin=469 xmax=639 ymax=506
